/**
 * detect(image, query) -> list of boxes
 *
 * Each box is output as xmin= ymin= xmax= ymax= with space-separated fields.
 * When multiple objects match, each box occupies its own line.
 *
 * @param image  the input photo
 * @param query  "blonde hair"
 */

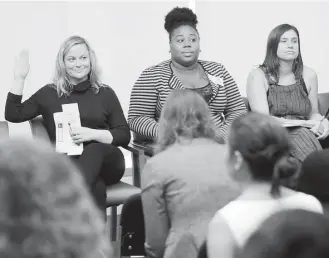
xmin=155 ymin=89 xmax=219 ymax=154
xmin=53 ymin=35 xmax=104 ymax=97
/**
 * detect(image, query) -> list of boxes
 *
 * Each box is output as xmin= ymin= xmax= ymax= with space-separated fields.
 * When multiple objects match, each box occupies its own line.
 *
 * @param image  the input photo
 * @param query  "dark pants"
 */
xmin=320 ymin=137 xmax=329 ymax=149
xmin=70 ymin=142 xmax=125 ymax=217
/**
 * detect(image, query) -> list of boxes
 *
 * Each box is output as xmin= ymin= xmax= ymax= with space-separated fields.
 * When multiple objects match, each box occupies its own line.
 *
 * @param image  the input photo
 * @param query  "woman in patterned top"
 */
xmin=246 ymin=23 xmax=329 ymax=162
xmin=128 ymin=6 xmax=247 ymax=143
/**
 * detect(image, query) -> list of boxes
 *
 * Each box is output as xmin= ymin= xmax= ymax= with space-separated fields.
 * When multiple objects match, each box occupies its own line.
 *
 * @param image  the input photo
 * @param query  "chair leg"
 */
xmin=132 ymin=151 xmax=141 ymax=187
xmin=132 ymin=150 xmax=147 ymax=187
xmin=117 ymin=224 xmax=122 ymax=258
xmin=110 ymin=206 xmax=117 ymax=241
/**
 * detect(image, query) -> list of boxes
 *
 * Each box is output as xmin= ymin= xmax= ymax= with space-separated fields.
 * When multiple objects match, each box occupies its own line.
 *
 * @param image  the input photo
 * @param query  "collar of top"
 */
xmin=72 ymin=79 xmax=91 ymax=92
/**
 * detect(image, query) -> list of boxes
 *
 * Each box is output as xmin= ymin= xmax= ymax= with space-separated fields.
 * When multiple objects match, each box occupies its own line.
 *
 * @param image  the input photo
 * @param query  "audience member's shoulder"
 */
xmin=211 ymin=141 xmax=226 ymax=153
xmin=296 ymin=191 xmax=323 ymax=214
xmin=142 ymin=153 xmax=167 ymax=179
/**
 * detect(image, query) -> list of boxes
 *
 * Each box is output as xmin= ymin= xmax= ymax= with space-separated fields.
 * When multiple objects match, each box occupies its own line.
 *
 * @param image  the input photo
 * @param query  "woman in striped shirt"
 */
xmin=128 ymin=6 xmax=247 ymax=143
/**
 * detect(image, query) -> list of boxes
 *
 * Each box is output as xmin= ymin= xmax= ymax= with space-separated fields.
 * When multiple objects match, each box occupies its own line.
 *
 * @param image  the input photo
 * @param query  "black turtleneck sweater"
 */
xmin=5 ymin=80 xmax=131 ymax=146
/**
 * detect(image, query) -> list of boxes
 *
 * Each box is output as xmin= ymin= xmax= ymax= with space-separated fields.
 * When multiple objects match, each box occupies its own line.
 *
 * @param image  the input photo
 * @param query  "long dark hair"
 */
xmin=228 ymin=112 xmax=300 ymax=197
xmin=260 ymin=24 xmax=304 ymax=83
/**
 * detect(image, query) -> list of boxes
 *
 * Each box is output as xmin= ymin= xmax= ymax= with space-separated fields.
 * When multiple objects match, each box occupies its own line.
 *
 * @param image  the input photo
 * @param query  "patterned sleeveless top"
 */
xmin=189 ymin=83 xmax=213 ymax=103
xmin=261 ymin=67 xmax=311 ymax=120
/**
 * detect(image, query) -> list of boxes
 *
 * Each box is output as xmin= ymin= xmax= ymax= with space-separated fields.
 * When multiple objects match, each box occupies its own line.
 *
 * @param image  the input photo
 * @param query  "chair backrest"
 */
xmin=243 ymin=93 xmax=329 ymax=116
xmin=318 ymin=92 xmax=329 ymax=116
xmin=120 ymin=193 xmax=146 ymax=256
xmin=242 ymin=97 xmax=250 ymax=111
xmin=0 ymin=117 xmax=50 ymax=142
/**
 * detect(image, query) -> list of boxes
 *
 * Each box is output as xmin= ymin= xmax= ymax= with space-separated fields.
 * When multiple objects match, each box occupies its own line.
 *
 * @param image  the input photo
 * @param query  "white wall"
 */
xmin=0 ymin=1 xmax=328 ymax=124
xmin=197 ymin=1 xmax=329 ymax=96
xmin=0 ymin=1 xmax=188 ymax=123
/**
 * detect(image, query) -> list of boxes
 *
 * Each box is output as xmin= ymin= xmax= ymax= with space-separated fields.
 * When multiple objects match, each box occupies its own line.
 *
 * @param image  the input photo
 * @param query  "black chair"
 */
xmin=120 ymin=193 xmax=146 ymax=257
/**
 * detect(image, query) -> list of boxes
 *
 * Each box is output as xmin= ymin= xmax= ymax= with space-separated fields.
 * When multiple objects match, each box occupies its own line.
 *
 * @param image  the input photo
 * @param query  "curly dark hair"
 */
xmin=0 ymin=138 xmax=109 ymax=258
xmin=164 ymin=6 xmax=198 ymax=37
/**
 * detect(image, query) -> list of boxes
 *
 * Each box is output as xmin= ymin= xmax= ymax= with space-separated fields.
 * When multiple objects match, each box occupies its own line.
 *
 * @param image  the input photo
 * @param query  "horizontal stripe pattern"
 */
xmin=128 ymin=60 xmax=247 ymax=141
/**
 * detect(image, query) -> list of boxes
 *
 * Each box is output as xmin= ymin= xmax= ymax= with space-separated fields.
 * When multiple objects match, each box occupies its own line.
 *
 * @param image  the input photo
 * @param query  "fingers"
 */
xmin=72 ymin=135 xmax=83 ymax=144
xmin=73 ymin=139 xmax=83 ymax=144
xmin=316 ymin=128 xmax=329 ymax=140
xmin=17 ymin=49 xmax=30 ymax=64
xmin=316 ymin=127 xmax=324 ymax=135
xmin=69 ymin=127 xmax=80 ymax=136
xmin=71 ymin=132 xmax=86 ymax=144
xmin=310 ymin=127 xmax=319 ymax=135
xmin=20 ymin=49 xmax=29 ymax=58
xmin=317 ymin=133 xmax=326 ymax=140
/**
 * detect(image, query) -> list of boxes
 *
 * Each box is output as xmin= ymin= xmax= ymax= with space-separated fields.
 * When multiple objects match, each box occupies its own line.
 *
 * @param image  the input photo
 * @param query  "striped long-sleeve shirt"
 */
xmin=128 ymin=59 xmax=247 ymax=141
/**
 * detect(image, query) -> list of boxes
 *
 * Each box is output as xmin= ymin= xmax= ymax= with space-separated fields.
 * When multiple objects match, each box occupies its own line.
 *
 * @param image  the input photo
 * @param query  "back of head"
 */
xmin=228 ymin=112 xmax=299 ymax=196
xmin=0 ymin=138 xmax=107 ymax=258
xmin=238 ymin=209 xmax=329 ymax=258
xmin=156 ymin=89 xmax=218 ymax=153
xmin=298 ymin=150 xmax=329 ymax=202
xmin=164 ymin=6 xmax=198 ymax=38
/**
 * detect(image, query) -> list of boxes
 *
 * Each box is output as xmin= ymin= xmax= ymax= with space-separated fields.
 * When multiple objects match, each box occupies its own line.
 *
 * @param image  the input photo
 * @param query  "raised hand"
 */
xmin=14 ymin=49 xmax=30 ymax=80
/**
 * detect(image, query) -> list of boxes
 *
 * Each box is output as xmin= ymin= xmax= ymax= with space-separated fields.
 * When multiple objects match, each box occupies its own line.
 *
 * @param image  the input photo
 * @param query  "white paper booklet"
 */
xmin=53 ymin=112 xmax=68 ymax=154
xmin=53 ymin=103 xmax=83 ymax=156
xmin=281 ymin=120 xmax=305 ymax=128
xmin=281 ymin=120 xmax=312 ymax=128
